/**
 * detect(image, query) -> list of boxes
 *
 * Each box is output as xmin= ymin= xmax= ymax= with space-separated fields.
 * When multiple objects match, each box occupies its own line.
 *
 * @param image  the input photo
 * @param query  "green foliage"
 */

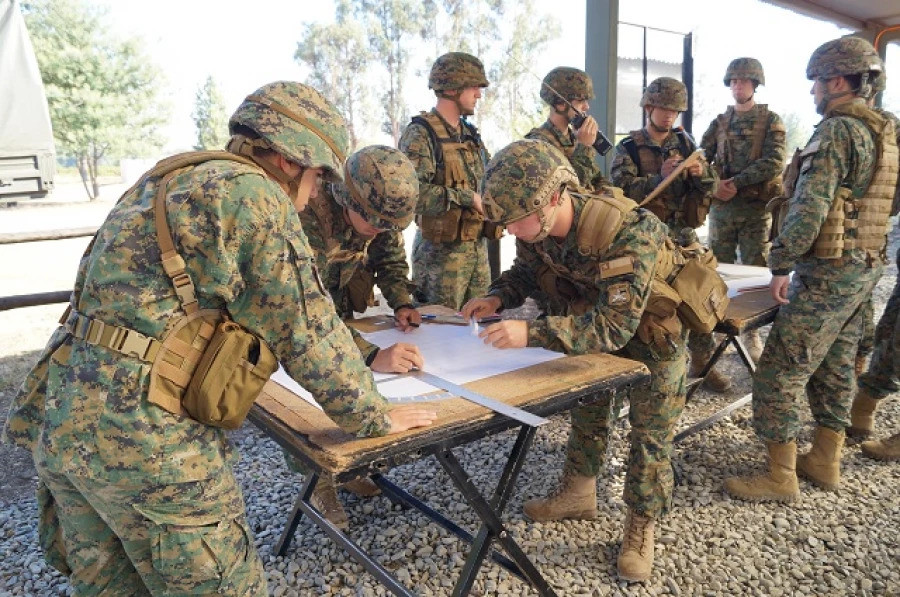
xmin=191 ymin=76 xmax=229 ymax=151
xmin=295 ymin=3 xmax=372 ymax=150
xmin=22 ymin=0 xmax=168 ymax=199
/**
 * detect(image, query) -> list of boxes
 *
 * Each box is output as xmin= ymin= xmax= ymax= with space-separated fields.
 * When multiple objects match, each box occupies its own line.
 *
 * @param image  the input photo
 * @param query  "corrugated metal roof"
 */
xmin=760 ymin=0 xmax=900 ymax=31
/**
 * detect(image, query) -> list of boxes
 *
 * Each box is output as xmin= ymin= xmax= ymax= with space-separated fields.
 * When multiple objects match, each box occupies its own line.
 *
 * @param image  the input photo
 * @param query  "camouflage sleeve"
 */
xmin=486 ymin=239 xmax=542 ymax=309
xmin=349 ymin=326 xmax=379 ymax=363
xmin=688 ymin=156 xmax=719 ymax=194
xmin=610 ymin=140 xmax=666 ymax=201
xmin=208 ymin=175 xmax=391 ymax=437
xmin=368 ymin=230 xmax=413 ymax=310
xmin=769 ymin=119 xmax=860 ymax=273
xmin=570 ymin=143 xmax=604 ymax=189
xmin=399 ymin=122 xmax=476 ymax=215
xmin=527 ymin=211 xmax=662 ymax=354
xmin=698 ymin=118 xmax=719 ymax=166
xmin=732 ymin=112 xmax=787 ymax=189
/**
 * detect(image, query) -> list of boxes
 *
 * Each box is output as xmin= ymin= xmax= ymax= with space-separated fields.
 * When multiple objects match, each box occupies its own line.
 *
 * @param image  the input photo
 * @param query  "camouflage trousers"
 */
xmin=752 ymin=272 xmax=879 ymax=442
xmin=857 ymin=295 xmax=876 ymax=357
xmin=565 ymin=337 xmax=687 ymax=519
xmin=708 ymin=197 xmax=771 ymax=266
xmin=34 ymin=459 xmax=266 ymax=596
xmin=411 ymin=229 xmax=490 ymax=311
xmin=859 ymin=259 xmax=900 ymax=400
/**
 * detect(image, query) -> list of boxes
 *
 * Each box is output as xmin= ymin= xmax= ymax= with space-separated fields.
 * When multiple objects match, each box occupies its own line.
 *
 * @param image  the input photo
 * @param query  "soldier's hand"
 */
xmin=685 ymin=160 xmax=703 ymax=177
xmin=661 ymin=157 xmax=681 ymax=178
xmin=387 ymin=404 xmax=438 ymax=434
xmin=393 ymin=306 xmax=422 ymax=332
xmin=371 ymin=343 xmax=424 ymax=373
xmin=714 ymin=178 xmax=738 ymax=200
xmin=461 ymin=296 xmax=502 ymax=320
xmin=478 ymin=320 xmax=528 ymax=349
xmin=770 ymin=274 xmax=790 ymax=305
xmin=471 ymin=192 xmax=484 ymax=215
xmin=575 ymin=116 xmax=598 ymax=146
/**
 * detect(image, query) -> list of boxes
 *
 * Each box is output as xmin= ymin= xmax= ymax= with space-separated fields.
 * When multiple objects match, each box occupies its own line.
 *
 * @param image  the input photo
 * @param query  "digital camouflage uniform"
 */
xmin=400 ymin=52 xmax=492 ymax=310
xmin=400 ymin=109 xmax=491 ymax=310
xmin=3 ymin=83 xmax=392 ymax=596
xmin=859 ymin=241 xmax=900 ymax=402
xmin=753 ymin=98 xmax=896 ymax=443
xmin=483 ymin=142 xmax=687 ymax=519
xmin=700 ymin=106 xmax=786 ymax=266
xmin=526 ymin=66 xmax=609 ymax=191
xmin=700 ymin=57 xmax=787 ymax=267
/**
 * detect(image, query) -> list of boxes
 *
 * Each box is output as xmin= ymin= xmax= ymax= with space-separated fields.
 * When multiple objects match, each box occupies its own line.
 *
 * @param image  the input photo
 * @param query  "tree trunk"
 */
xmin=91 ymin=145 xmax=101 ymax=199
xmin=76 ymin=155 xmax=95 ymax=201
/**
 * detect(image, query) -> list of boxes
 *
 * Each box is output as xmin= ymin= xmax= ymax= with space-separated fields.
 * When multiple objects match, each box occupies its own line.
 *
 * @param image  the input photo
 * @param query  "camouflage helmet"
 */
xmin=540 ymin=67 xmax=594 ymax=106
xmin=429 ymin=52 xmax=490 ymax=92
xmin=806 ymin=36 xmax=882 ymax=81
xmin=724 ymin=57 xmax=765 ymax=86
xmin=333 ymin=145 xmax=419 ymax=231
xmin=640 ymin=77 xmax=688 ymax=112
xmin=482 ymin=139 xmax=578 ymax=225
xmin=229 ymin=81 xmax=349 ymax=182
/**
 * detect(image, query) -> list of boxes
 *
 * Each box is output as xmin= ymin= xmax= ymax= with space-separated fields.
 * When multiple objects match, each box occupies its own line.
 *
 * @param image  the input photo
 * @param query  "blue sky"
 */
xmin=99 ymin=0 xmax=888 ymax=153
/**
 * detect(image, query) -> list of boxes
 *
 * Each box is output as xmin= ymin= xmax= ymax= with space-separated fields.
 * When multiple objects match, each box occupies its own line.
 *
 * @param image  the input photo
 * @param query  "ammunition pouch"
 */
xmin=482 ymin=220 xmax=504 ymax=240
xmin=345 ymin=267 xmax=376 ymax=314
xmin=811 ymin=186 xmax=850 ymax=260
xmin=682 ymin=190 xmax=712 ymax=229
xmin=418 ymin=207 xmax=493 ymax=243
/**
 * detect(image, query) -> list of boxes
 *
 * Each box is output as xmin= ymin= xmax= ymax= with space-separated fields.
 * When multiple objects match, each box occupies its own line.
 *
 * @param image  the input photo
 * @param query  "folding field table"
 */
xmin=249 ymin=351 xmax=649 ymax=596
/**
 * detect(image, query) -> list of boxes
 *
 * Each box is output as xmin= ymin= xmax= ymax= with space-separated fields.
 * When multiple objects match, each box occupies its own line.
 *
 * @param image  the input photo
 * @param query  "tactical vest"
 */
xmin=533 ymin=190 xmax=729 ymax=345
xmin=64 ymin=152 xmax=278 ymax=429
xmin=811 ymin=103 xmax=898 ymax=261
xmin=714 ymin=104 xmax=783 ymax=201
xmin=410 ymin=111 xmax=502 ymax=242
xmin=621 ymin=127 xmax=709 ymax=226
xmin=305 ymin=191 xmax=375 ymax=315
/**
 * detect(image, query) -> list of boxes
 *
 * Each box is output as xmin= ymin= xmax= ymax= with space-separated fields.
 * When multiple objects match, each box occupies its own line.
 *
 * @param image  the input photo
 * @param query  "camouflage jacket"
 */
xmin=4 ymin=160 xmax=391 ymax=482
xmin=399 ymin=108 xmax=489 ymax=216
xmin=525 ymin=120 xmax=609 ymax=190
xmin=610 ymin=127 xmax=717 ymax=228
xmin=300 ymin=184 xmax=413 ymax=359
xmin=699 ymin=104 xmax=786 ymax=199
xmin=487 ymin=193 xmax=668 ymax=357
xmin=770 ymin=99 xmax=880 ymax=282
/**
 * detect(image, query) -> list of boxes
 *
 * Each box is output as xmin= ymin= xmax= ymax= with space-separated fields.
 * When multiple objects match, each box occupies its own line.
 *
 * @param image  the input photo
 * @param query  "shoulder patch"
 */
xmin=606 ymin=282 xmax=632 ymax=308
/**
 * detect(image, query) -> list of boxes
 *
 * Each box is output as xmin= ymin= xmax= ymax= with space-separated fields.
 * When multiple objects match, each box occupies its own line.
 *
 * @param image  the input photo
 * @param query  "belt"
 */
xmin=64 ymin=308 xmax=161 ymax=362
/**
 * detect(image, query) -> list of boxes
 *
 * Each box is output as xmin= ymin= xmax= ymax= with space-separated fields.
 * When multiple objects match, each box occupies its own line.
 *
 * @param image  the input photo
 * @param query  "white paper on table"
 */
xmin=269 ymin=323 xmax=564 ymax=405
xmin=716 ymin=263 xmax=773 ymax=298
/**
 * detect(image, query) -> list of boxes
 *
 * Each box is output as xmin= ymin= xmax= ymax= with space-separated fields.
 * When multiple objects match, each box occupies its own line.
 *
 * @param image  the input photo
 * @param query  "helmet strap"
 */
xmin=531 ymin=188 xmax=565 ymax=243
xmin=228 ymin=135 xmax=305 ymax=200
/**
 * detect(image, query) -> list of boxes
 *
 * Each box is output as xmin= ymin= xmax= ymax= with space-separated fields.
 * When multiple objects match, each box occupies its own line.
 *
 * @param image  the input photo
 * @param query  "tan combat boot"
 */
xmin=797 ymin=427 xmax=845 ymax=490
xmin=744 ymin=330 xmax=764 ymax=363
xmin=848 ymin=389 xmax=880 ymax=438
xmin=724 ymin=442 xmax=800 ymax=502
xmin=861 ymin=432 xmax=900 ymax=461
xmin=617 ymin=510 xmax=655 ymax=582
xmin=310 ymin=477 xmax=349 ymax=530
xmin=342 ymin=477 xmax=381 ymax=497
xmin=689 ymin=349 xmax=732 ymax=393
xmin=522 ymin=472 xmax=597 ymax=522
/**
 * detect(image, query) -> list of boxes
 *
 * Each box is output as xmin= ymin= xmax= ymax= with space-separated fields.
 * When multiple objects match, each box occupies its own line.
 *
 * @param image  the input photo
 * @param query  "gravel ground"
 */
xmin=0 ymin=196 xmax=898 ymax=596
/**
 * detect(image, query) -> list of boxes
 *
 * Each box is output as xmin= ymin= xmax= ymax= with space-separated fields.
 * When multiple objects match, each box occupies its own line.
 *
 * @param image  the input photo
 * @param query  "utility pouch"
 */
xmin=418 ymin=210 xmax=462 ymax=243
xmin=637 ymin=279 xmax=684 ymax=351
xmin=682 ymin=191 xmax=711 ymax=228
xmin=459 ymin=208 xmax=485 ymax=242
xmin=181 ymin=320 xmax=277 ymax=430
xmin=812 ymin=187 xmax=850 ymax=260
xmin=345 ymin=268 xmax=376 ymax=314
xmin=669 ymin=252 xmax=729 ymax=333
xmin=482 ymin=221 xmax=504 ymax=240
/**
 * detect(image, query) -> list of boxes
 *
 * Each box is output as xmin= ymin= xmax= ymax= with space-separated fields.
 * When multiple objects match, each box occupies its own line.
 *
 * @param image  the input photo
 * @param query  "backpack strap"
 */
xmin=575 ymin=189 xmax=639 ymax=257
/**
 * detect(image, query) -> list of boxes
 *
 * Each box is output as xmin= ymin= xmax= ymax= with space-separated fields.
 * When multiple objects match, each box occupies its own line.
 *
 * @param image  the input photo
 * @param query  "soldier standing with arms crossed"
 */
xmin=699 ymin=58 xmax=787 ymax=362
xmin=725 ymin=38 xmax=896 ymax=501
xmin=3 ymin=82 xmax=437 ymax=595
xmin=400 ymin=52 xmax=497 ymax=310
xmin=525 ymin=66 xmax=609 ymax=190
xmin=611 ymin=77 xmax=728 ymax=392
xmin=463 ymin=140 xmax=686 ymax=582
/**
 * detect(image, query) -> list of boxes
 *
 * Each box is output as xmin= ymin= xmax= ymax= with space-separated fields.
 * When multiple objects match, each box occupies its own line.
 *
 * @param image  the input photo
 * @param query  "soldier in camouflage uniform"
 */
xmin=849 ymin=67 xmax=900 ymax=461
xmin=611 ymin=77 xmax=728 ymax=392
xmin=525 ymin=66 xmax=609 ymax=190
xmin=726 ymin=38 xmax=897 ymax=501
xmin=399 ymin=52 xmax=495 ymax=310
xmin=2 ymin=82 xmax=437 ymax=595
xmin=699 ymin=58 xmax=787 ymax=362
xmin=289 ymin=145 xmax=425 ymax=527
xmin=461 ymin=140 xmax=687 ymax=582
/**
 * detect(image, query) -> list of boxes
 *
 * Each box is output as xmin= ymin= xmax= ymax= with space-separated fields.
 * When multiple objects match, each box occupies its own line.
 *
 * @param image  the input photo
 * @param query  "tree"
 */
xmin=295 ymin=3 xmax=372 ymax=150
xmin=353 ymin=0 xmax=435 ymax=145
xmin=191 ymin=76 xmax=229 ymax=151
xmin=782 ymin=111 xmax=812 ymax=156
xmin=23 ymin=0 xmax=168 ymax=199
